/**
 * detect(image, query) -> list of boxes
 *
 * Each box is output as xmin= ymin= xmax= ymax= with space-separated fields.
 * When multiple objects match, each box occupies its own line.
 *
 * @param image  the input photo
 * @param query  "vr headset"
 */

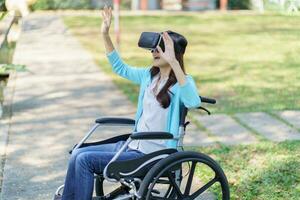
xmin=138 ymin=32 xmax=165 ymax=52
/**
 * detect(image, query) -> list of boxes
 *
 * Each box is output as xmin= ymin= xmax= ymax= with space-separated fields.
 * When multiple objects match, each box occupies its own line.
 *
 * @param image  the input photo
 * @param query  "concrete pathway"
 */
xmin=0 ymin=14 xmax=136 ymax=200
xmin=183 ymin=121 xmax=215 ymax=146
xmin=235 ymin=112 xmax=300 ymax=142
xmin=0 ymin=71 xmax=16 ymax=186
xmin=277 ymin=110 xmax=300 ymax=130
xmin=194 ymin=114 xmax=257 ymax=145
xmin=193 ymin=111 xmax=300 ymax=145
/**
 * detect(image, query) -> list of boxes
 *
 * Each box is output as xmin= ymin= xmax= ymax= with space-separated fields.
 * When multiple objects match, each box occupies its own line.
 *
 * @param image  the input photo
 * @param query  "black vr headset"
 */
xmin=138 ymin=32 xmax=165 ymax=52
xmin=138 ymin=31 xmax=187 ymax=54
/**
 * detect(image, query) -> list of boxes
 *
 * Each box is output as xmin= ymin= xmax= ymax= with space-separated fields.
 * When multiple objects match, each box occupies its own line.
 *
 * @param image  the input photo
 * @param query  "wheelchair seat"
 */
xmin=106 ymin=148 xmax=177 ymax=180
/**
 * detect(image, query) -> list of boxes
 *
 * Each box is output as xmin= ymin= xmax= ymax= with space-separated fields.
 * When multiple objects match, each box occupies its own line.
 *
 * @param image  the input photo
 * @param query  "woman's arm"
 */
xmin=101 ymin=6 xmax=148 ymax=84
xmin=102 ymin=33 xmax=114 ymax=54
xmin=106 ymin=50 xmax=149 ymax=84
xmin=178 ymin=75 xmax=201 ymax=108
xmin=170 ymin=60 xmax=201 ymax=108
xmin=101 ymin=6 xmax=114 ymax=54
xmin=157 ymin=32 xmax=201 ymax=108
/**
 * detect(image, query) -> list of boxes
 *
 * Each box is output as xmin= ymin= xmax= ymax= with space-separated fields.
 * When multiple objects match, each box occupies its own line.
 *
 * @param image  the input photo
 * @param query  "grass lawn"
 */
xmin=63 ymin=12 xmax=300 ymax=114
xmin=189 ymin=141 xmax=300 ymax=200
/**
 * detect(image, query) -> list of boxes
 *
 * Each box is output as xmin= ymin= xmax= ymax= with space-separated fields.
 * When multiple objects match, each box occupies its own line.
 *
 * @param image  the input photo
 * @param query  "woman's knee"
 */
xmin=68 ymin=148 xmax=88 ymax=168
xmin=76 ymin=152 xmax=93 ymax=170
xmin=76 ymin=152 xmax=104 ymax=174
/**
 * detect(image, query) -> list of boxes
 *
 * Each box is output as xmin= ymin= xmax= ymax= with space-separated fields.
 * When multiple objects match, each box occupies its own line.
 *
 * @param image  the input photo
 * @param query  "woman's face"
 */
xmin=151 ymin=49 xmax=169 ymax=68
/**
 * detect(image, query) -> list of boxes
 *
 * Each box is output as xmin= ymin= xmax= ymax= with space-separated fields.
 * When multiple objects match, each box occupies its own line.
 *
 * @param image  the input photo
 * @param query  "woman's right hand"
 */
xmin=101 ymin=5 xmax=112 ymax=34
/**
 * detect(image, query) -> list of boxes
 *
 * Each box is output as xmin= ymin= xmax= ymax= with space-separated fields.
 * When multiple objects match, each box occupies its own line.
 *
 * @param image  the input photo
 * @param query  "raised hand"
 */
xmin=156 ymin=32 xmax=177 ymax=65
xmin=101 ymin=5 xmax=112 ymax=34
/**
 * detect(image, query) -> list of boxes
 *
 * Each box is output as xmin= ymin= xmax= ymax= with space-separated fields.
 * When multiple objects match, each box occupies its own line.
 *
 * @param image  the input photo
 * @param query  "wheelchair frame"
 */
xmin=55 ymin=96 xmax=230 ymax=200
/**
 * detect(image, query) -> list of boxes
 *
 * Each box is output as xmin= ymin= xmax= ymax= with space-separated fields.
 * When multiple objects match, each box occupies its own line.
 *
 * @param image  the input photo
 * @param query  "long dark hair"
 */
xmin=150 ymin=30 xmax=188 ymax=109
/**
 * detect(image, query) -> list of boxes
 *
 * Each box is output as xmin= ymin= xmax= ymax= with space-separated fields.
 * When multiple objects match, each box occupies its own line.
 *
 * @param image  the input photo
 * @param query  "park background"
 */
xmin=0 ymin=0 xmax=299 ymax=199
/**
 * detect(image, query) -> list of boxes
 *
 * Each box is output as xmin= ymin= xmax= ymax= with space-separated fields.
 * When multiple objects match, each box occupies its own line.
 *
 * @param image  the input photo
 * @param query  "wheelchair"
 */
xmin=54 ymin=96 xmax=230 ymax=200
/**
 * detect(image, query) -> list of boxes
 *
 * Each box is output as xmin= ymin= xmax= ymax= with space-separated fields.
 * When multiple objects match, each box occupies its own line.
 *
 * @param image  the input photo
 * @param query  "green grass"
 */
xmin=63 ymin=13 xmax=300 ymax=113
xmin=188 ymin=141 xmax=300 ymax=200
xmin=0 ymin=40 xmax=16 ymax=65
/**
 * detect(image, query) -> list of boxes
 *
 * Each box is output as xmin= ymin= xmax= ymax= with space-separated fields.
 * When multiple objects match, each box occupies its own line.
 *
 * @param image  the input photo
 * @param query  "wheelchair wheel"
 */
xmin=138 ymin=151 xmax=230 ymax=200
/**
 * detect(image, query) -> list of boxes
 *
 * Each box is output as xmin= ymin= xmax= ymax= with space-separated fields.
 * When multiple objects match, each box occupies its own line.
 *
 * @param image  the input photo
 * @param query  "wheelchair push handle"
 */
xmin=180 ymin=96 xmax=216 ymax=126
xmin=200 ymin=96 xmax=216 ymax=104
xmin=198 ymin=96 xmax=216 ymax=115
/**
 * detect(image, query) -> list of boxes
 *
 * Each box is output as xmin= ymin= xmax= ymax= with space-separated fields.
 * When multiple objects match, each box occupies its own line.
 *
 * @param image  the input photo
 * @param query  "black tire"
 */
xmin=138 ymin=151 xmax=230 ymax=200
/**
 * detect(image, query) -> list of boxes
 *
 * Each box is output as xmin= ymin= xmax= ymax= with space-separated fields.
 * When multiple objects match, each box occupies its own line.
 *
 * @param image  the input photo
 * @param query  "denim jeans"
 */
xmin=61 ymin=141 xmax=144 ymax=200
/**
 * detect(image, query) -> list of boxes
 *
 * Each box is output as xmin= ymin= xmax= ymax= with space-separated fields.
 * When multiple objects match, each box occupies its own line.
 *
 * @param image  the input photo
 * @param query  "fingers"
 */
xmin=157 ymin=46 xmax=163 ymax=54
xmin=102 ymin=5 xmax=112 ymax=21
xmin=161 ymin=33 xmax=167 ymax=46
xmin=102 ymin=4 xmax=112 ymax=17
xmin=162 ymin=32 xmax=169 ymax=43
xmin=102 ymin=6 xmax=107 ymax=18
xmin=162 ymin=32 xmax=171 ymax=41
xmin=103 ymin=5 xmax=108 ymax=16
xmin=162 ymin=32 xmax=173 ymax=47
xmin=109 ymin=7 xmax=112 ymax=19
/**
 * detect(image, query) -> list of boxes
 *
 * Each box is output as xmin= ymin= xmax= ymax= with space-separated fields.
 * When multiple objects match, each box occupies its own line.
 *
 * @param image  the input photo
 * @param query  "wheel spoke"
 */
xmin=167 ymin=172 xmax=184 ymax=198
xmin=144 ymin=155 xmax=229 ymax=200
xmin=184 ymin=161 xmax=196 ymax=195
xmin=163 ymin=185 xmax=172 ymax=198
xmin=190 ymin=176 xmax=218 ymax=199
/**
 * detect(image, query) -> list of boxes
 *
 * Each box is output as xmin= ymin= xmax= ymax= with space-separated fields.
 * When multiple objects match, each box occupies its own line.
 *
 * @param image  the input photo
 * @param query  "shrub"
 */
xmin=32 ymin=0 xmax=92 ymax=10
xmin=32 ymin=0 xmax=131 ymax=10
xmin=228 ymin=0 xmax=251 ymax=9
xmin=0 ymin=0 xmax=7 ymax=11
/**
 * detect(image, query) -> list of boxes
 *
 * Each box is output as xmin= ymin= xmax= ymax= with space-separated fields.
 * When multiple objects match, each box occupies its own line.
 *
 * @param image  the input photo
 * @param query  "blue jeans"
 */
xmin=61 ymin=141 xmax=144 ymax=200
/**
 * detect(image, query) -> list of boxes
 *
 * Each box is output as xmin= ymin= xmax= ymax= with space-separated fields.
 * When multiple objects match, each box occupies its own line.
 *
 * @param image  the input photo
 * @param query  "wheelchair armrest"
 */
xmin=95 ymin=117 xmax=135 ymax=126
xmin=130 ymin=132 xmax=173 ymax=140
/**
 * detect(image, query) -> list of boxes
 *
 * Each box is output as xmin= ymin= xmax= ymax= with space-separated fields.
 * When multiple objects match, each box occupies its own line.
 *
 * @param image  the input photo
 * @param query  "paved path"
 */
xmin=277 ymin=110 xmax=300 ymax=130
xmin=0 ymin=14 xmax=135 ymax=200
xmin=236 ymin=112 xmax=300 ymax=142
xmin=194 ymin=114 xmax=257 ymax=145
xmin=193 ymin=111 xmax=300 ymax=145
xmin=183 ymin=121 xmax=215 ymax=146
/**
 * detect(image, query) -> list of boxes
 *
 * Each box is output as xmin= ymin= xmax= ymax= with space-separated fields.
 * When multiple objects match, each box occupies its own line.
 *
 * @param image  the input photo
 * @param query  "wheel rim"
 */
xmin=146 ymin=157 xmax=228 ymax=200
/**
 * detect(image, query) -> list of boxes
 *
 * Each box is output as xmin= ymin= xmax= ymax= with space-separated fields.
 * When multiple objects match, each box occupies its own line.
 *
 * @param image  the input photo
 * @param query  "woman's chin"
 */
xmin=153 ymin=60 xmax=160 ymax=66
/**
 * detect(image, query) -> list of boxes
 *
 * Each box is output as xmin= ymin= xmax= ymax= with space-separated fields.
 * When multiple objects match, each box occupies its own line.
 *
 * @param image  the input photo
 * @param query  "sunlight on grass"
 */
xmin=63 ymin=13 xmax=300 ymax=113
xmin=188 ymin=141 xmax=300 ymax=200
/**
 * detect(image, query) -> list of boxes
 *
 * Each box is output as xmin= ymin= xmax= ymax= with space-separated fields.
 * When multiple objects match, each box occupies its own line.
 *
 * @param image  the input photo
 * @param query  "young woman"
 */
xmin=60 ymin=6 xmax=201 ymax=200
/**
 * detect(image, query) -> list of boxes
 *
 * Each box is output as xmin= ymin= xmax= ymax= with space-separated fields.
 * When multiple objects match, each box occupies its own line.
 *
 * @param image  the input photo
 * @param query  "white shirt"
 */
xmin=129 ymin=73 xmax=170 ymax=154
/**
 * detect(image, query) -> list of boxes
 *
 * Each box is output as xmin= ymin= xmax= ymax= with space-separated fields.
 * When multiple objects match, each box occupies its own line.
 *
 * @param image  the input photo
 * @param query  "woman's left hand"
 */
xmin=157 ymin=32 xmax=177 ymax=65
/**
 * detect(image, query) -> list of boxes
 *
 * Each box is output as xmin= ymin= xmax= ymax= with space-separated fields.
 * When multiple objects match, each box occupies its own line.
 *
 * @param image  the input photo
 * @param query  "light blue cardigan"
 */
xmin=107 ymin=50 xmax=201 ymax=148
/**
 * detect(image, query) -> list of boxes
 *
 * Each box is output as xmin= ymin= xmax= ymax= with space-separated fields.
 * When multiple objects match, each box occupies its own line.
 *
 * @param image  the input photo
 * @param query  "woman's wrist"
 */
xmin=169 ymin=59 xmax=180 ymax=69
xmin=169 ymin=59 xmax=186 ymax=86
xmin=101 ymin=32 xmax=110 ymax=36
